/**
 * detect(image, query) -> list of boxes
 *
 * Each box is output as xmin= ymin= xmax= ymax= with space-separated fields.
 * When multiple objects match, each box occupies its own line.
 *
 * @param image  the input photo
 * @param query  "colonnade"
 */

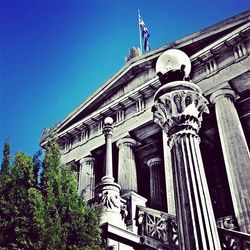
xmin=77 ymin=87 xmax=250 ymax=236
xmin=75 ymin=46 xmax=250 ymax=250
xmin=78 ymin=135 xmax=166 ymax=212
xmin=79 ymin=88 xmax=250 ymax=236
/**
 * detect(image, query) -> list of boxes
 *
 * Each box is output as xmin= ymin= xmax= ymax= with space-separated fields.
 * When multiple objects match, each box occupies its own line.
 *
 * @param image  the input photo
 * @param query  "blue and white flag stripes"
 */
xmin=138 ymin=13 xmax=150 ymax=51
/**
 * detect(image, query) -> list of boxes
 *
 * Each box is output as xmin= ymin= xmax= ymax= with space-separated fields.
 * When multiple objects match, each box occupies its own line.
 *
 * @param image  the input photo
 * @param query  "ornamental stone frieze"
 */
xmin=95 ymin=178 xmax=126 ymax=228
xmin=96 ymin=179 xmax=121 ymax=211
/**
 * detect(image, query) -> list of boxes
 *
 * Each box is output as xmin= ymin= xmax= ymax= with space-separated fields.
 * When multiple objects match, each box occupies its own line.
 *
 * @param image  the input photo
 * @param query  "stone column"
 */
xmin=147 ymin=158 xmax=167 ymax=211
xmin=162 ymin=131 xmax=175 ymax=215
xmin=95 ymin=117 xmax=125 ymax=228
xmin=153 ymin=81 xmax=221 ymax=250
xmin=78 ymin=156 xmax=95 ymax=200
xmin=210 ymin=88 xmax=250 ymax=233
xmin=104 ymin=118 xmax=113 ymax=179
xmin=116 ymin=137 xmax=138 ymax=194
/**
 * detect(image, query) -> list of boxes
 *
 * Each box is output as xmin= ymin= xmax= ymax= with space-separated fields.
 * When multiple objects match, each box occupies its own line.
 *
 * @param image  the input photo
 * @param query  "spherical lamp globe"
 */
xmin=156 ymin=49 xmax=191 ymax=77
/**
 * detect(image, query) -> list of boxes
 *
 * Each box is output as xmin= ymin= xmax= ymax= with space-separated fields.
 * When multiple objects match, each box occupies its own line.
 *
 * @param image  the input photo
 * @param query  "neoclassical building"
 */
xmin=41 ymin=10 xmax=250 ymax=249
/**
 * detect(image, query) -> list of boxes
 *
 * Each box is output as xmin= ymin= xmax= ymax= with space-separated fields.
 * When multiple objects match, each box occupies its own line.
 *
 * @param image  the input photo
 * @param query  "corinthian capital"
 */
xmin=152 ymin=81 xmax=209 ymax=142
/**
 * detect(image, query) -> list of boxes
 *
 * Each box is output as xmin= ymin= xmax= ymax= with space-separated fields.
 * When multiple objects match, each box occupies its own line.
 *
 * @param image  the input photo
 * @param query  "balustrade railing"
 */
xmin=135 ymin=206 xmax=250 ymax=250
xmin=136 ymin=206 xmax=178 ymax=249
xmin=217 ymin=215 xmax=238 ymax=230
xmin=218 ymin=227 xmax=250 ymax=250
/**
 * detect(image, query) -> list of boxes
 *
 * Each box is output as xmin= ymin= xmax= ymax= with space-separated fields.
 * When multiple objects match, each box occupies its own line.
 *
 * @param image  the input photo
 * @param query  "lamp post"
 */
xmin=95 ymin=117 xmax=125 ymax=228
xmin=152 ymin=49 xmax=221 ymax=249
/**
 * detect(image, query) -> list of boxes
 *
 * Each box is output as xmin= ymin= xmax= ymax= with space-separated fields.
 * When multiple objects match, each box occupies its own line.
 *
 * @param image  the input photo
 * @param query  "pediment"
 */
xmin=43 ymin=10 xmax=249 ymax=141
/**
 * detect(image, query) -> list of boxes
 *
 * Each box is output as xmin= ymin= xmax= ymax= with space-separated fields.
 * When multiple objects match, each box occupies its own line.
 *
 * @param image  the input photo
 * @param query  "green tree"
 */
xmin=0 ymin=141 xmax=10 ymax=175
xmin=41 ymin=135 xmax=64 ymax=249
xmin=0 ymin=136 xmax=102 ymax=250
xmin=32 ymin=150 xmax=43 ymax=188
xmin=41 ymin=133 xmax=102 ymax=249
xmin=0 ymin=152 xmax=45 ymax=249
xmin=60 ymin=164 xmax=102 ymax=249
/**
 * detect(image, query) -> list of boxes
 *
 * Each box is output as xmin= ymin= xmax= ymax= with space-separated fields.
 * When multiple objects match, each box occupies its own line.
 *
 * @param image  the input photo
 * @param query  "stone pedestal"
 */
xmin=162 ymin=131 xmax=175 ymax=215
xmin=78 ymin=156 xmax=95 ymax=200
xmin=95 ymin=177 xmax=124 ymax=227
xmin=116 ymin=137 xmax=138 ymax=194
xmin=147 ymin=157 xmax=167 ymax=211
xmin=122 ymin=191 xmax=147 ymax=233
xmin=153 ymin=81 xmax=221 ymax=250
xmin=210 ymin=88 xmax=250 ymax=233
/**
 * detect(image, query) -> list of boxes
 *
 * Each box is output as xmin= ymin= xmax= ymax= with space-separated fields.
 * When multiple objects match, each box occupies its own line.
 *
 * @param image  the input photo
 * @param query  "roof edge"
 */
xmin=54 ymin=10 xmax=250 ymax=133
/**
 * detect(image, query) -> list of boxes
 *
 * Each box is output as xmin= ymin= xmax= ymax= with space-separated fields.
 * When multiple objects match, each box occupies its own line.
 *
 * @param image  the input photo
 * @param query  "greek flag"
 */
xmin=138 ymin=13 xmax=150 ymax=51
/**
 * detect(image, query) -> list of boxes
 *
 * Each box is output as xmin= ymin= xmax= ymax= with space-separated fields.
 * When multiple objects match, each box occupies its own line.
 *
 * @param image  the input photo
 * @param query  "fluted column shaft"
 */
xmin=147 ymin=158 xmax=166 ymax=211
xmin=78 ymin=156 xmax=95 ymax=200
xmin=153 ymin=81 xmax=221 ymax=250
xmin=210 ymin=88 xmax=250 ymax=233
xmin=117 ymin=137 xmax=138 ymax=194
xmin=162 ymin=131 xmax=175 ymax=215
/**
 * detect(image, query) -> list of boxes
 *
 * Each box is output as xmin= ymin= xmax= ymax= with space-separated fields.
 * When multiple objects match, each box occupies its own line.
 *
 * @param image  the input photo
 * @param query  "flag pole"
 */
xmin=138 ymin=9 xmax=143 ymax=54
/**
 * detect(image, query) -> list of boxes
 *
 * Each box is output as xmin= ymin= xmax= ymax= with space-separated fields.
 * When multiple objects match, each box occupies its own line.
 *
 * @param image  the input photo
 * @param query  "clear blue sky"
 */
xmin=1 ymin=0 xmax=249 ymax=159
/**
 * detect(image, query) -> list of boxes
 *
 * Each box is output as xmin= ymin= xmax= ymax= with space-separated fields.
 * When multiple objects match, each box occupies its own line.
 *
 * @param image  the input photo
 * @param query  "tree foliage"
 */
xmin=0 ymin=141 xmax=10 ymax=175
xmin=0 ymin=138 xmax=102 ymax=250
xmin=0 ymin=152 xmax=45 ymax=249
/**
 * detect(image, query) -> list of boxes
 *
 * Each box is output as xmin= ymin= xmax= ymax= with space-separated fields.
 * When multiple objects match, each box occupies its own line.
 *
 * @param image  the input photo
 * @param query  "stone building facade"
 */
xmin=41 ymin=10 xmax=250 ymax=249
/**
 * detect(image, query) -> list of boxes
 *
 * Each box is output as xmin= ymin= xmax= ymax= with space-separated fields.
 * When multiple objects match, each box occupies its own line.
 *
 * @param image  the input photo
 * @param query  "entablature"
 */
xmin=41 ymin=77 xmax=160 ymax=153
xmin=190 ymin=23 xmax=250 ymax=83
xmin=56 ymin=53 xmax=250 ymax=159
xmin=191 ymin=23 xmax=249 ymax=61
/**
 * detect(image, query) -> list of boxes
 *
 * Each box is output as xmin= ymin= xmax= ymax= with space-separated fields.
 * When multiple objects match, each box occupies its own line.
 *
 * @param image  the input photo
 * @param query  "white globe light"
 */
xmin=156 ymin=49 xmax=191 ymax=77
xmin=104 ymin=117 xmax=113 ymax=125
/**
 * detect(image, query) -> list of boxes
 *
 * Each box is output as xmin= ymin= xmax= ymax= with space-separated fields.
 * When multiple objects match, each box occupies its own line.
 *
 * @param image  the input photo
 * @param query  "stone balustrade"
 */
xmin=135 ymin=205 xmax=250 ymax=250
xmin=136 ymin=205 xmax=178 ymax=249
xmin=218 ymin=227 xmax=250 ymax=250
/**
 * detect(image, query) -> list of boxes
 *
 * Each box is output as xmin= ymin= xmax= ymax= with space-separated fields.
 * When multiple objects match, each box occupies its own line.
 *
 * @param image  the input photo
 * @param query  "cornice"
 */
xmin=190 ymin=23 xmax=250 ymax=62
xmin=40 ymin=77 xmax=160 ymax=146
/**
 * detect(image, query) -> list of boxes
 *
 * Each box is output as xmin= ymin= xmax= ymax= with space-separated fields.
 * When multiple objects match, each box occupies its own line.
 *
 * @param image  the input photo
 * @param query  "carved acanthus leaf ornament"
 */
xmin=152 ymin=90 xmax=209 ymax=146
